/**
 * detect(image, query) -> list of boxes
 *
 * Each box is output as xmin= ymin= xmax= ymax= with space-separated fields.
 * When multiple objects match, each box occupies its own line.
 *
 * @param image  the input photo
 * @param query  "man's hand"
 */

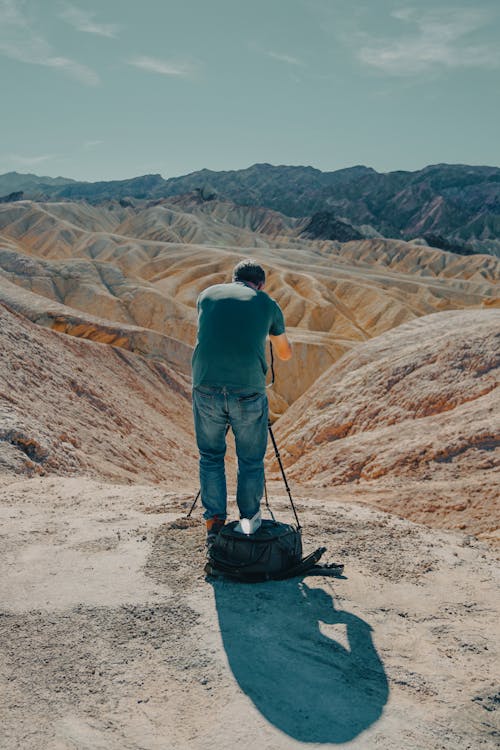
xmin=269 ymin=333 xmax=292 ymax=361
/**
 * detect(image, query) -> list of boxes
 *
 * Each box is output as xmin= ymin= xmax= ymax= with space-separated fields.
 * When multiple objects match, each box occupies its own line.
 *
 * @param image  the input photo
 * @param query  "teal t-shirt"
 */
xmin=192 ymin=282 xmax=286 ymax=392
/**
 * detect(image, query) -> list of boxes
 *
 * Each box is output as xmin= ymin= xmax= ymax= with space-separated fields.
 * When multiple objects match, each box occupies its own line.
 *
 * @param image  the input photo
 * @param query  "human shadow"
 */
xmin=210 ymin=577 xmax=389 ymax=743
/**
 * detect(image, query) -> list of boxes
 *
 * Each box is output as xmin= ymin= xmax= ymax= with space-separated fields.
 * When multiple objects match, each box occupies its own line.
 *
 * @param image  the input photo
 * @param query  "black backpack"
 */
xmin=205 ymin=519 xmax=329 ymax=582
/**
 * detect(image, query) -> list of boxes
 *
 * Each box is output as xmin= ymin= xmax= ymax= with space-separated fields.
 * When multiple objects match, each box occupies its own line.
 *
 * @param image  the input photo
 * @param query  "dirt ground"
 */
xmin=0 ymin=474 xmax=498 ymax=750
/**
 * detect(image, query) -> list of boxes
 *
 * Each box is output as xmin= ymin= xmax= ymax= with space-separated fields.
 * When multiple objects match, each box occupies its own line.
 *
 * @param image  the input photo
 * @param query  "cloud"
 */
xmin=7 ymin=153 xmax=56 ymax=166
xmin=83 ymin=140 xmax=103 ymax=149
xmin=267 ymin=51 xmax=305 ymax=66
xmin=44 ymin=56 xmax=99 ymax=85
xmin=59 ymin=3 xmax=119 ymax=38
xmin=128 ymin=56 xmax=196 ymax=77
xmin=356 ymin=6 xmax=500 ymax=75
xmin=0 ymin=0 xmax=99 ymax=85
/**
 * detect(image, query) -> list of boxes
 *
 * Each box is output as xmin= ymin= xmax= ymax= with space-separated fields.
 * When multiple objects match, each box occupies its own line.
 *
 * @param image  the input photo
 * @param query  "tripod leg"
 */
xmin=268 ymin=422 xmax=301 ymax=529
xmin=186 ymin=489 xmax=201 ymax=519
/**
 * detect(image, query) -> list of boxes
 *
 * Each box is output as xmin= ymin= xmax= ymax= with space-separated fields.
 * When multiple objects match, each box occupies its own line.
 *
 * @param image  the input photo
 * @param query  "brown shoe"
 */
xmin=206 ymin=516 xmax=225 ymax=551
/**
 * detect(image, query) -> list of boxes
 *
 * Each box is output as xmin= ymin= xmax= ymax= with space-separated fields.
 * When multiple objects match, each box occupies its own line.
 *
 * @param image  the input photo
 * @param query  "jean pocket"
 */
xmin=194 ymin=386 xmax=217 ymax=399
xmin=236 ymin=392 xmax=261 ymax=403
xmin=237 ymin=392 xmax=267 ymax=423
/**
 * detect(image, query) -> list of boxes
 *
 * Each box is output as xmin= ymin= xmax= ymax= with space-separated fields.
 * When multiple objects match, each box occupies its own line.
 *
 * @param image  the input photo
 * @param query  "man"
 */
xmin=192 ymin=259 xmax=292 ymax=549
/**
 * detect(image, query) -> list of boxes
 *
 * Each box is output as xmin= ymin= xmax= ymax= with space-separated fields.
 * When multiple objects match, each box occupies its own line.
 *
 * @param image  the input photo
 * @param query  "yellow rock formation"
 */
xmin=1 ymin=200 xmax=498 ymax=414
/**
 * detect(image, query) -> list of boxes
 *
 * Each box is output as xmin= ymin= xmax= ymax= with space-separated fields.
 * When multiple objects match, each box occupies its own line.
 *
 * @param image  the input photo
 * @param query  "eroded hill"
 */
xmin=273 ymin=309 xmax=500 ymax=542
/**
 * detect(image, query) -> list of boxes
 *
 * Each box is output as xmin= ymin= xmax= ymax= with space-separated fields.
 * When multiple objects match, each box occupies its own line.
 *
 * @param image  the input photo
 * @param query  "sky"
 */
xmin=1 ymin=0 xmax=499 ymax=181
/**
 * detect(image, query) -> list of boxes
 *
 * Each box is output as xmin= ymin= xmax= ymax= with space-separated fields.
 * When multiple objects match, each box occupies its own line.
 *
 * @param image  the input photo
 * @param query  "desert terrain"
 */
xmin=0 ymin=195 xmax=499 ymax=749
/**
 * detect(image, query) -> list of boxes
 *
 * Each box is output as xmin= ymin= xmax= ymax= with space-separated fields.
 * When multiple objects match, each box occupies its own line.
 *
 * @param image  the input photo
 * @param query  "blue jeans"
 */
xmin=192 ymin=385 xmax=269 ymax=521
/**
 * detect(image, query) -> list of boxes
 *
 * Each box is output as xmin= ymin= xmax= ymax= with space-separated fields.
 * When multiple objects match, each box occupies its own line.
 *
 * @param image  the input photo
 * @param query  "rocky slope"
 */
xmin=0 ymin=303 xmax=196 ymax=484
xmin=273 ymin=309 xmax=500 ymax=542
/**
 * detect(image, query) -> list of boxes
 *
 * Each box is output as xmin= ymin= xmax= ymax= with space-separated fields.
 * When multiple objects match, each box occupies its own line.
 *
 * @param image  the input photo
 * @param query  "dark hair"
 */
xmin=232 ymin=259 xmax=266 ymax=286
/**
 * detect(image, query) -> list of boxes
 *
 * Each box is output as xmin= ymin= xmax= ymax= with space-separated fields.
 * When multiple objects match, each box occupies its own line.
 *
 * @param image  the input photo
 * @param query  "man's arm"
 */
xmin=269 ymin=333 xmax=292 ymax=361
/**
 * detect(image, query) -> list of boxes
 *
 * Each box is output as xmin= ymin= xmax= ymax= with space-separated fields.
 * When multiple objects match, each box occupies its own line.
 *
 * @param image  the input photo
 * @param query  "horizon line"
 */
xmin=1 ymin=160 xmax=500 ymax=184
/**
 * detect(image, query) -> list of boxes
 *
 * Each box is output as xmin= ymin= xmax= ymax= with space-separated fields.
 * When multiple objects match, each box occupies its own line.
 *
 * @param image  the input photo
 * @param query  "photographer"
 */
xmin=191 ymin=259 xmax=292 ymax=549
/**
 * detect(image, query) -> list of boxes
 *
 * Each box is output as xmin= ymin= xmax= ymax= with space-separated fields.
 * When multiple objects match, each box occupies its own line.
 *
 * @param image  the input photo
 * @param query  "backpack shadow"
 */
xmin=209 ymin=577 xmax=389 ymax=743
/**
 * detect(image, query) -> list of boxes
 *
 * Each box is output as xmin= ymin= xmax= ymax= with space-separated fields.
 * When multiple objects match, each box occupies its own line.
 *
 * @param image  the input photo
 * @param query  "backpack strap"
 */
xmin=205 ymin=547 xmax=339 ymax=582
xmin=271 ymin=547 xmax=326 ymax=580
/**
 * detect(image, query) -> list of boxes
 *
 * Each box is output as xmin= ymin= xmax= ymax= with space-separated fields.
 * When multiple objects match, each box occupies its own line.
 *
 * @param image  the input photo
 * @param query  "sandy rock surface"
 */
xmin=0 ymin=476 xmax=498 ymax=750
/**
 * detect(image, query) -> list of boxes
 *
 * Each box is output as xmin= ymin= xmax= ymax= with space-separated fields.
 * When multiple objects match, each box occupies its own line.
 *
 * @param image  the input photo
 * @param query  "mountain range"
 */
xmin=1 ymin=162 xmax=499 ymax=256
